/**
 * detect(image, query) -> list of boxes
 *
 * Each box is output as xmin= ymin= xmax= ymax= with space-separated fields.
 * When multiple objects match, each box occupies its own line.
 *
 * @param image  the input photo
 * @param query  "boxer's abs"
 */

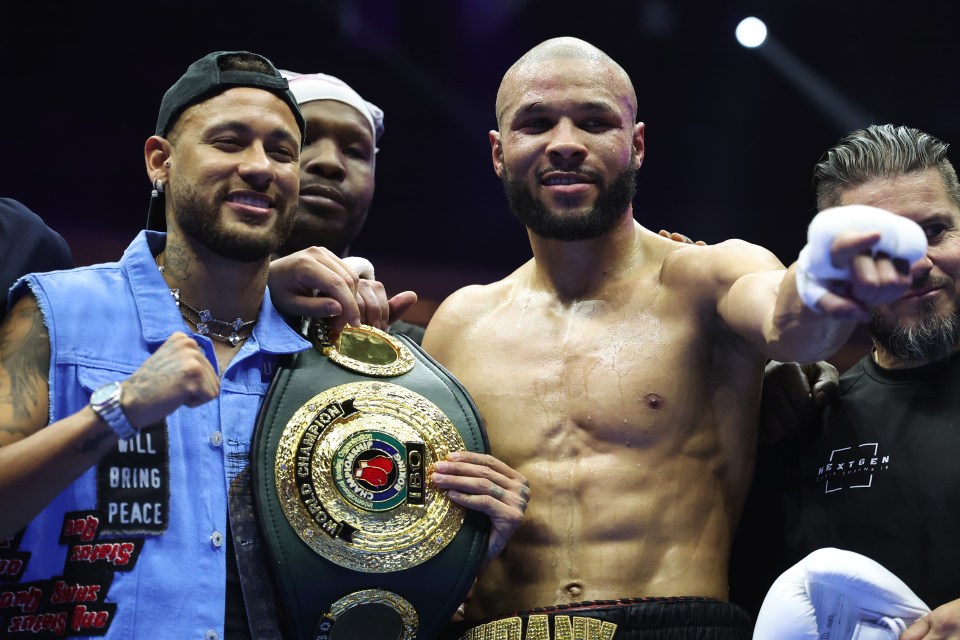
xmin=453 ymin=279 xmax=763 ymax=619
xmin=467 ymin=449 xmax=736 ymax=618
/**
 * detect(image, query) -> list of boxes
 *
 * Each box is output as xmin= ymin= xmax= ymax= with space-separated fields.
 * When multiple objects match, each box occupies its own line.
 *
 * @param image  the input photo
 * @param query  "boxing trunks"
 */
xmin=250 ymin=320 xmax=491 ymax=640
xmin=445 ymin=597 xmax=753 ymax=640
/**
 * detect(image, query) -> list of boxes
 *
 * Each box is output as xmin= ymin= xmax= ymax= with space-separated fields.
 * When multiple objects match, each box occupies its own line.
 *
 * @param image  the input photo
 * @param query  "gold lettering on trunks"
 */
xmin=553 ymin=616 xmax=572 ymax=640
xmin=459 ymin=614 xmax=616 ymax=640
xmin=525 ymin=615 xmax=549 ymax=640
xmin=495 ymin=616 xmax=521 ymax=640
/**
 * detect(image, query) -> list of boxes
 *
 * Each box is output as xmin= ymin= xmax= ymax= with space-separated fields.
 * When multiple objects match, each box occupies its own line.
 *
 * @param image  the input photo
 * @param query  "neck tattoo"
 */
xmin=155 ymin=252 xmax=257 ymax=347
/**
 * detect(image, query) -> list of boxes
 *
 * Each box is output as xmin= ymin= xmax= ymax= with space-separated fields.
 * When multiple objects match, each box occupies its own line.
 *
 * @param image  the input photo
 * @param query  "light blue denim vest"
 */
xmin=6 ymin=231 xmax=309 ymax=639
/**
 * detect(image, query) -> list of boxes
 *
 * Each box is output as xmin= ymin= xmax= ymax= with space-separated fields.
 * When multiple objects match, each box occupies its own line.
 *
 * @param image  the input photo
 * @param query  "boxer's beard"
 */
xmin=870 ymin=275 xmax=960 ymax=363
xmin=501 ymin=156 xmax=637 ymax=241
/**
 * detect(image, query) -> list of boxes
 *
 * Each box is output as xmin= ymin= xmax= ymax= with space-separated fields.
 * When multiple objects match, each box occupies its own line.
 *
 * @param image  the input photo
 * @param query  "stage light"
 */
xmin=736 ymin=17 xmax=872 ymax=132
xmin=736 ymin=17 xmax=767 ymax=48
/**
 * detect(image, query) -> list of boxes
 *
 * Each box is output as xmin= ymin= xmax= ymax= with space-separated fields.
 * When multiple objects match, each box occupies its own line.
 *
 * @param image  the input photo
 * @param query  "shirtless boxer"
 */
xmin=424 ymin=37 xmax=923 ymax=639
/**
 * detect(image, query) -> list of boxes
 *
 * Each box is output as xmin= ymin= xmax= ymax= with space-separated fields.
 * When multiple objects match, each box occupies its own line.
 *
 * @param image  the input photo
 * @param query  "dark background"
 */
xmin=3 ymin=0 xmax=958 ymax=343
xmin=2 ymin=0 xmax=955 ymax=617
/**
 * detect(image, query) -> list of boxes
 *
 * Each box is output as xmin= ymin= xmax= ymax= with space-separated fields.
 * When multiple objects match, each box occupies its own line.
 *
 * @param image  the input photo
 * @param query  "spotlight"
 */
xmin=734 ymin=16 xmax=871 ymax=131
xmin=736 ymin=17 xmax=767 ymax=48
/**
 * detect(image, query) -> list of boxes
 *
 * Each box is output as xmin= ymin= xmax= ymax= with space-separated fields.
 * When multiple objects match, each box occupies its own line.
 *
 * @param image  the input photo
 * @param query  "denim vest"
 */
xmin=3 ymin=231 xmax=309 ymax=639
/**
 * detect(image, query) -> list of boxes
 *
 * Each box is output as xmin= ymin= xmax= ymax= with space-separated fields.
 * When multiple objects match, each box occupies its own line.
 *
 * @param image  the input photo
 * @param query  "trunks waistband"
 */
xmin=454 ymin=597 xmax=752 ymax=640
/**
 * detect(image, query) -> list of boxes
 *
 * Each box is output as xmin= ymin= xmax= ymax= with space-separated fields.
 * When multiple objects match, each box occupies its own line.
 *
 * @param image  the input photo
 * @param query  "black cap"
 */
xmin=147 ymin=51 xmax=306 ymax=231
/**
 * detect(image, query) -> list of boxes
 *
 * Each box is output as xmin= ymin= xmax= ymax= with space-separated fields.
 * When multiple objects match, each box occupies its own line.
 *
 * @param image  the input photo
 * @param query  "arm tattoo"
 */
xmin=124 ymin=342 xmax=193 ymax=402
xmin=0 ymin=299 xmax=51 ymax=423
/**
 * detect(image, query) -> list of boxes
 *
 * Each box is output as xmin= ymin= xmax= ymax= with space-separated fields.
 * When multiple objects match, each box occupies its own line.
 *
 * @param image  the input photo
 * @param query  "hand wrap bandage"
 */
xmin=753 ymin=548 xmax=930 ymax=640
xmin=796 ymin=204 xmax=927 ymax=311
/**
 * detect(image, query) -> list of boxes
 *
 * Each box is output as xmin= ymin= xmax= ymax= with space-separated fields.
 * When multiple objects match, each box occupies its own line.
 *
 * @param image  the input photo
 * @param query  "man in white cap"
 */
xmin=277 ymin=70 xmax=382 ymax=260
xmin=276 ymin=70 xmax=425 ymax=342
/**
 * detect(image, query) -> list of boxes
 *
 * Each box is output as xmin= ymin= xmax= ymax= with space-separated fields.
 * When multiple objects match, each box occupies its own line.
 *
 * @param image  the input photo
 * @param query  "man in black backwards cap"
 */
xmin=0 ymin=50 xmax=395 ymax=639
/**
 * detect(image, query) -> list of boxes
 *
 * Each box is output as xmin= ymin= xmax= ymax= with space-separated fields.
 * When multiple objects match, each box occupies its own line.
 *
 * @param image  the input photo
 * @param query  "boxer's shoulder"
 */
xmin=659 ymin=237 xmax=784 ymax=295
xmin=422 ymin=280 xmax=511 ymax=357
xmin=435 ymin=279 xmax=514 ymax=320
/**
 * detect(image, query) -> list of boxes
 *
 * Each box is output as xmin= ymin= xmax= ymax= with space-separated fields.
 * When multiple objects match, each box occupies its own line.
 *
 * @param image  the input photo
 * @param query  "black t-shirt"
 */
xmin=781 ymin=352 xmax=960 ymax=608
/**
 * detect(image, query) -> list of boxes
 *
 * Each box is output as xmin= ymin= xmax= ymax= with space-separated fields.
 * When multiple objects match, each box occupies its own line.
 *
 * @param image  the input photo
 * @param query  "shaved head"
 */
xmin=488 ymin=36 xmax=644 ymax=241
xmin=495 ymin=37 xmax=637 ymax=128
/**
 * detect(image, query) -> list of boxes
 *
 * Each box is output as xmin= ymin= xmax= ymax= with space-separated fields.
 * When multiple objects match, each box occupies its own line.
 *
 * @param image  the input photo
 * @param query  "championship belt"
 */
xmin=251 ymin=320 xmax=490 ymax=640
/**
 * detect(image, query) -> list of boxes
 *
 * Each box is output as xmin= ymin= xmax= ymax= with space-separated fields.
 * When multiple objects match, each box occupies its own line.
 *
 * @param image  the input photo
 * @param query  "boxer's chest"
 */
xmin=463 ymin=293 xmax=713 ymax=454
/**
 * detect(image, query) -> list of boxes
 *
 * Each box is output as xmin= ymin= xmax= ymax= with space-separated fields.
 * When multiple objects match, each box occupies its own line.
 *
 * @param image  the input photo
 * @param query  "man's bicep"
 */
xmin=0 ymin=293 xmax=51 ymax=445
xmin=718 ymin=268 xmax=787 ymax=352
xmin=708 ymin=240 xmax=789 ymax=353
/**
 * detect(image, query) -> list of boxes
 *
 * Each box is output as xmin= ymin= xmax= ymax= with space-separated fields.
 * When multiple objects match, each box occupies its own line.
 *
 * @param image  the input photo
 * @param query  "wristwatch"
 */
xmin=90 ymin=381 xmax=136 ymax=440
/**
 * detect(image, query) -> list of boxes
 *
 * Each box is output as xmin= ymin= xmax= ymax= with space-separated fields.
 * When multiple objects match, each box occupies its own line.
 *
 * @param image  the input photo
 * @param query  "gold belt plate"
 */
xmin=274 ymin=380 xmax=466 ymax=572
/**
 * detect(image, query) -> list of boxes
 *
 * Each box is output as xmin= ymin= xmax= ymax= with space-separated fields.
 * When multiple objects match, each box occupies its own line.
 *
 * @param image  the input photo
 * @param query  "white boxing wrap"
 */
xmin=342 ymin=256 xmax=375 ymax=281
xmin=753 ymin=547 xmax=930 ymax=640
xmin=795 ymin=204 xmax=927 ymax=310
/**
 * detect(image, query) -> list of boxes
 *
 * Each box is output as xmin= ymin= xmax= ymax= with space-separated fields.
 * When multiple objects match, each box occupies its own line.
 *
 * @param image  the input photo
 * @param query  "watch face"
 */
xmin=92 ymin=382 xmax=120 ymax=405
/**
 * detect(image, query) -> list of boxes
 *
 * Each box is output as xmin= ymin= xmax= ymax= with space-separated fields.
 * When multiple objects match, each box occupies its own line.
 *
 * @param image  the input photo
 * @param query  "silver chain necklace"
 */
xmin=157 ymin=254 xmax=257 ymax=347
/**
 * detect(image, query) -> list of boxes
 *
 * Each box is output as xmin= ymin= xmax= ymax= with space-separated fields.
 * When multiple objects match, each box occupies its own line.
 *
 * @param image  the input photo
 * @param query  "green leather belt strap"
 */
xmin=251 ymin=324 xmax=490 ymax=640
